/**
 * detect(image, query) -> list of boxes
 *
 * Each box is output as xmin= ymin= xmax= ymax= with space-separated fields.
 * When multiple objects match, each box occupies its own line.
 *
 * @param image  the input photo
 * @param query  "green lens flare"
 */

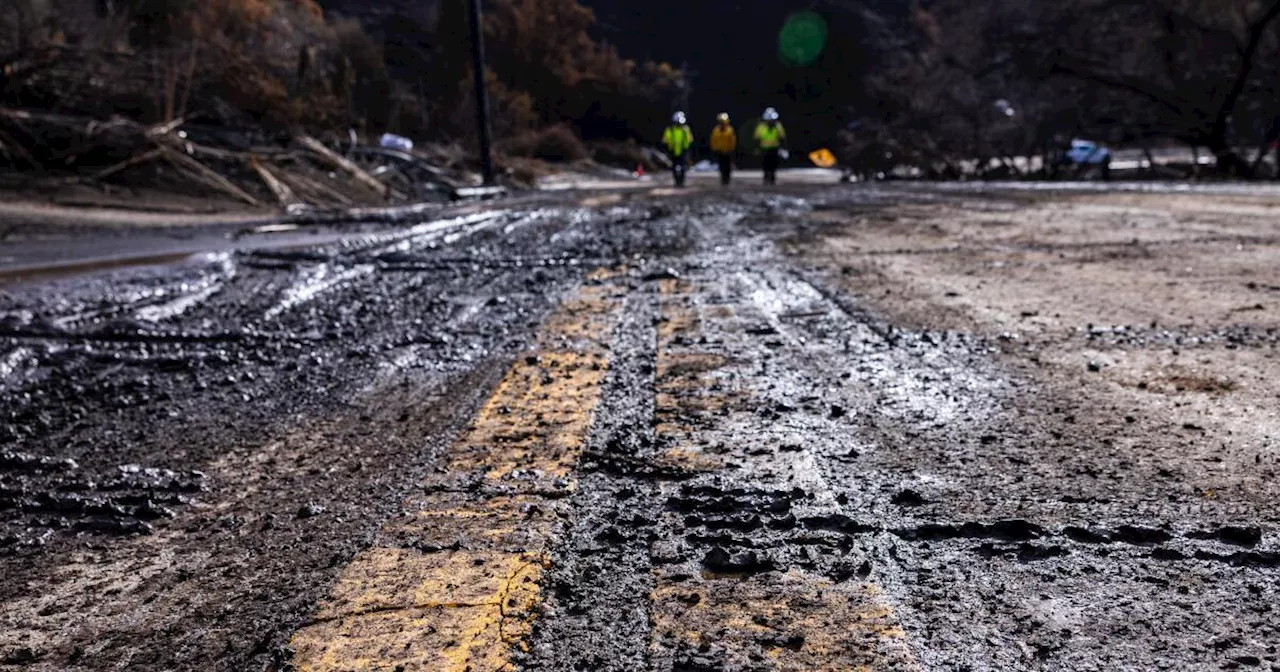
xmin=778 ymin=11 xmax=828 ymax=66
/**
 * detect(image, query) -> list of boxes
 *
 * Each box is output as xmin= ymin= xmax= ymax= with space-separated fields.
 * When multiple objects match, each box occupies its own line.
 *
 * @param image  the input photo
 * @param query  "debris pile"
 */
xmin=0 ymin=107 xmax=500 ymax=210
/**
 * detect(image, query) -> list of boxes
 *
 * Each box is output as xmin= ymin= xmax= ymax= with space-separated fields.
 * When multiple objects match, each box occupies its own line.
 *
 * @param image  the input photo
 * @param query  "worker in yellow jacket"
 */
xmin=710 ymin=113 xmax=737 ymax=186
xmin=661 ymin=111 xmax=694 ymax=187
xmin=754 ymin=107 xmax=787 ymax=185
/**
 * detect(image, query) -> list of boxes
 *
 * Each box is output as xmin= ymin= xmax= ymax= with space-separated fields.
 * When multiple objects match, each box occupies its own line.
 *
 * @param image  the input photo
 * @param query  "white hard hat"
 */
xmin=763 ymin=107 xmax=779 ymax=121
xmin=672 ymin=111 xmax=687 ymax=124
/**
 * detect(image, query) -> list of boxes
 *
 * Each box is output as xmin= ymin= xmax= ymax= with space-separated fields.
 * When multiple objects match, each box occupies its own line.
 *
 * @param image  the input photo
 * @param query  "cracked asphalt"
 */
xmin=1 ymin=183 xmax=1278 ymax=671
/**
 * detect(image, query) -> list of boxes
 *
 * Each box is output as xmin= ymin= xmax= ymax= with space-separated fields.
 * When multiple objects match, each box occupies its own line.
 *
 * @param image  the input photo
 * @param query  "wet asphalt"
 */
xmin=1 ymin=183 xmax=1277 ymax=671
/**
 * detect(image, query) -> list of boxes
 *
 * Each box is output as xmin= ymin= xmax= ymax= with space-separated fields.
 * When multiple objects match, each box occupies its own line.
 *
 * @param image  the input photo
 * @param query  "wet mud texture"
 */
xmin=2 ymin=184 xmax=1279 ymax=671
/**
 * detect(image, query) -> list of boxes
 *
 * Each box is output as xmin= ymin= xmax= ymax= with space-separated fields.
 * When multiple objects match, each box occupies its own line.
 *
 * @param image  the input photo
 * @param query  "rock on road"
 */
xmin=1 ymin=184 xmax=1278 ymax=671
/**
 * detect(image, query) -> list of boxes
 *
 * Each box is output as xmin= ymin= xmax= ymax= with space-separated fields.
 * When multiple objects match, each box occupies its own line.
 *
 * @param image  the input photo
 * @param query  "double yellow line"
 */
xmin=289 ymin=272 xmax=918 ymax=670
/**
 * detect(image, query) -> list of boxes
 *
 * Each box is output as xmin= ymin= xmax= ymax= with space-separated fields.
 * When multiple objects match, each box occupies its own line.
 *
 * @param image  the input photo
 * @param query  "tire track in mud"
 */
xmin=521 ymin=275 xmax=663 ymax=671
xmin=769 ymin=206 xmax=1280 ymax=668
xmin=0 ymin=210 xmax=516 ymax=343
xmin=0 ymin=201 xmax=697 ymax=554
xmin=644 ymin=273 xmax=920 ymax=672
xmin=771 ymin=264 xmax=1280 ymax=669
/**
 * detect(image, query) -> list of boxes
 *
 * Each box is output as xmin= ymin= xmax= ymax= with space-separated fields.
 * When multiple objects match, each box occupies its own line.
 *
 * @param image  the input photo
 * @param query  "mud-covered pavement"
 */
xmin=1 ymin=183 xmax=1278 ymax=671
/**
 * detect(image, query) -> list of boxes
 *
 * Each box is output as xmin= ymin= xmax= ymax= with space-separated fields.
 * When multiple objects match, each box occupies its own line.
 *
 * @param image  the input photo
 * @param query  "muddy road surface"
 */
xmin=1 ymin=184 xmax=1278 ymax=671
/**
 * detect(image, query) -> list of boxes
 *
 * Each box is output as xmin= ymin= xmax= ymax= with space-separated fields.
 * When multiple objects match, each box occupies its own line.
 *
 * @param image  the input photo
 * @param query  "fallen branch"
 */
xmin=1 ymin=106 xmax=156 ymax=164
xmin=248 ymin=158 xmax=299 ymax=207
xmin=147 ymin=117 xmax=185 ymax=138
xmin=160 ymin=147 xmax=260 ymax=206
xmin=276 ymin=169 xmax=354 ymax=207
xmin=296 ymin=135 xmax=388 ymax=198
xmin=92 ymin=148 xmax=164 ymax=181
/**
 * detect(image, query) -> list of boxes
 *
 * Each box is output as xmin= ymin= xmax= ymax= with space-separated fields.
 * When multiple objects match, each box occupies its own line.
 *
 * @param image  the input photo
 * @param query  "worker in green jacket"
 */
xmin=754 ymin=107 xmax=787 ymax=185
xmin=662 ymin=111 xmax=694 ymax=187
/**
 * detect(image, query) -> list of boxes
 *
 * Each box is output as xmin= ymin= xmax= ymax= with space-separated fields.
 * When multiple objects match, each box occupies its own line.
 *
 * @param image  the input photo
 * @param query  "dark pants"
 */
xmin=762 ymin=149 xmax=780 ymax=184
xmin=671 ymin=154 xmax=688 ymax=187
xmin=716 ymin=153 xmax=732 ymax=185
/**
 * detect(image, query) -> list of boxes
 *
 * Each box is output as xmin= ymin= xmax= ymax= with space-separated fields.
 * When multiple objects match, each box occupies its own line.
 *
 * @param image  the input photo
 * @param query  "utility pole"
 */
xmin=468 ymin=0 xmax=496 ymax=185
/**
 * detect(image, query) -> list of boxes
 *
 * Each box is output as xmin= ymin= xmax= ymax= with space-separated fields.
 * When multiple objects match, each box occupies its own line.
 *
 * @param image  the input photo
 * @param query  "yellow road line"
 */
xmin=442 ymin=351 xmax=608 ymax=482
xmin=291 ymin=278 xmax=623 ymax=671
xmin=291 ymin=549 xmax=544 ymax=671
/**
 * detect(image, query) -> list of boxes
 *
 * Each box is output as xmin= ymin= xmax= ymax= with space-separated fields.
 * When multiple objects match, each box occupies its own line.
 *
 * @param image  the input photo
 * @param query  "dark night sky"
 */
xmin=581 ymin=0 xmax=908 ymax=149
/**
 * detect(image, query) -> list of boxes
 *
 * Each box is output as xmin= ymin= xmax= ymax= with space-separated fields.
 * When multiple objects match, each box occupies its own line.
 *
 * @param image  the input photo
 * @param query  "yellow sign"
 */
xmin=809 ymin=148 xmax=837 ymax=168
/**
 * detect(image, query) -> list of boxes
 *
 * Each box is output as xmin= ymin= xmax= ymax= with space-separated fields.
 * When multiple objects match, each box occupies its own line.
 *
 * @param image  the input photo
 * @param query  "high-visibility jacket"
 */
xmin=662 ymin=124 xmax=693 ymax=157
xmin=710 ymin=124 xmax=736 ymax=154
xmin=754 ymin=121 xmax=786 ymax=149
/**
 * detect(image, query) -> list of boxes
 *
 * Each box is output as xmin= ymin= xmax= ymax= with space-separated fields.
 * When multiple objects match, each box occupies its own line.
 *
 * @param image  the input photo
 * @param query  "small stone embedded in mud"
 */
xmin=1064 ymin=526 xmax=1111 ymax=544
xmin=830 ymin=559 xmax=873 ymax=582
xmin=643 ymin=267 xmax=681 ymax=281
xmin=0 ymin=452 xmax=79 ymax=471
xmin=75 ymin=518 xmax=153 ymax=535
xmin=765 ymin=632 xmax=805 ymax=651
xmin=296 ymin=503 xmax=325 ymax=519
xmin=676 ymin=591 xmax=702 ymax=606
xmin=134 ymin=500 xmax=176 ymax=520
xmin=1190 ymin=526 xmax=1263 ymax=548
xmin=1 ymin=647 xmax=43 ymax=664
xmin=891 ymin=489 xmax=928 ymax=507
xmin=1111 ymin=525 xmax=1173 ymax=545
xmin=702 ymin=546 xmax=774 ymax=574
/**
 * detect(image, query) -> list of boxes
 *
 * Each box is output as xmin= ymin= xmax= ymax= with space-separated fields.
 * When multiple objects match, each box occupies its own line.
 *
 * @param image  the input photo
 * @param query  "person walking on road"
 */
xmin=710 ymin=113 xmax=737 ymax=186
xmin=754 ymin=107 xmax=787 ymax=185
xmin=662 ymin=112 xmax=694 ymax=188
